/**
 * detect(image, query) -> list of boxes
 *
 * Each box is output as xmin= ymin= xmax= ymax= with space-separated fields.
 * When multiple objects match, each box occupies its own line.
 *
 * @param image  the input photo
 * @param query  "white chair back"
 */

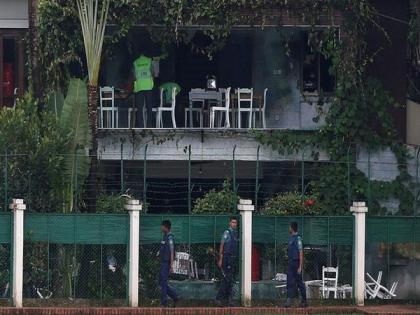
xmin=236 ymin=88 xmax=253 ymax=109
xmin=160 ymin=87 xmax=177 ymax=109
xmin=322 ymin=266 xmax=339 ymax=297
xmin=99 ymin=86 xmax=115 ymax=128
xmin=100 ymin=86 xmax=114 ymax=106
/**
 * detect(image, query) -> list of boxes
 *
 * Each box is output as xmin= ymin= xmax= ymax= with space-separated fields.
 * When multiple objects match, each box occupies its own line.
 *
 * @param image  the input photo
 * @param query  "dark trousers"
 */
xmin=159 ymin=261 xmax=178 ymax=306
xmin=287 ymin=260 xmax=307 ymax=301
xmin=216 ymin=255 xmax=236 ymax=301
xmin=135 ymin=90 xmax=153 ymax=128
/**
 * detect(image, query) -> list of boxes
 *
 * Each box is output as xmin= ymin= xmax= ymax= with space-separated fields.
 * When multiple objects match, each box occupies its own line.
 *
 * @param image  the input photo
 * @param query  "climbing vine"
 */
xmin=36 ymin=0 xmax=414 ymax=214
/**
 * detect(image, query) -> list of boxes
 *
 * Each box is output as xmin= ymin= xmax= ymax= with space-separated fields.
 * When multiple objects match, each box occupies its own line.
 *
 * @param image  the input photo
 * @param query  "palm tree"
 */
xmin=76 ymin=0 xmax=110 ymax=211
xmin=28 ymin=0 xmax=42 ymax=103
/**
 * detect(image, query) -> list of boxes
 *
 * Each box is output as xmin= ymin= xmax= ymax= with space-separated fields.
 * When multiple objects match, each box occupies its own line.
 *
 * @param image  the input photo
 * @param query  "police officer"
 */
xmin=215 ymin=216 xmax=238 ymax=307
xmin=159 ymin=220 xmax=179 ymax=307
xmin=284 ymin=221 xmax=307 ymax=308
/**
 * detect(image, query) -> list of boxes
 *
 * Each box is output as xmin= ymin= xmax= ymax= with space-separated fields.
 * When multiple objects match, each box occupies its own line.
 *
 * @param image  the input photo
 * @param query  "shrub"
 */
xmin=260 ymin=191 xmax=324 ymax=215
xmin=192 ymin=180 xmax=238 ymax=214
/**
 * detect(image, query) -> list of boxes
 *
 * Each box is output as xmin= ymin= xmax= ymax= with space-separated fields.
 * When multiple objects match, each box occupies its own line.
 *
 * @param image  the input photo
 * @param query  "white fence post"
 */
xmin=350 ymin=201 xmax=368 ymax=306
xmin=10 ymin=198 xmax=26 ymax=308
xmin=125 ymin=199 xmax=142 ymax=307
xmin=238 ymin=199 xmax=254 ymax=307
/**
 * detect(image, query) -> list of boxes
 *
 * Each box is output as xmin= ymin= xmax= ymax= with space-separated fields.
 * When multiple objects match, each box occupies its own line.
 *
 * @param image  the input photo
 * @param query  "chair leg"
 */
xmin=199 ymin=111 xmax=203 ymax=128
xmin=225 ymin=109 xmax=230 ymax=128
xmin=248 ymin=111 xmax=252 ymax=129
xmin=262 ymin=112 xmax=266 ymax=128
xmin=218 ymin=111 xmax=223 ymax=127
xmin=210 ymin=110 xmax=214 ymax=128
xmin=238 ymin=110 xmax=241 ymax=128
xmin=155 ymin=111 xmax=160 ymax=128
xmin=171 ymin=110 xmax=176 ymax=128
xmin=184 ymin=109 xmax=188 ymax=128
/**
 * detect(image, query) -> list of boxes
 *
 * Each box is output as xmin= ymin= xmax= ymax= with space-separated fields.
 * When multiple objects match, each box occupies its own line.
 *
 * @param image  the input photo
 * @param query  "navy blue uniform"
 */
xmin=287 ymin=233 xmax=307 ymax=301
xmin=216 ymin=228 xmax=238 ymax=302
xmin=159 ymin=232 xmax=178 ymax=306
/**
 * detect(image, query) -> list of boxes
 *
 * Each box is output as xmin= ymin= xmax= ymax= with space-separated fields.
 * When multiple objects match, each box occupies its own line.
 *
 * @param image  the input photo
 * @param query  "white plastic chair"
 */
xmin=153 ymin=87 xmax=177 ymax=128
xmin=210 ymin=87 xmax=231 ymax=128
xmin=365 ymin=271 xmax=382 ymax=299
xmin=365 ymin=272 xmax=397 ymax=299
xmin=236 ymin=88 xmax=253 ymax=128
xmin=252 ymin=88 xmax=267 ymax=128
xmin=99 ymin=86 xmax=118 ymax=128
xmin=321 ymin=266 xmax=339 ymax=299
xmin=338 ymin=284 xmax=353 ymax=299
xmin=377 ymin=281 xmax=398 ymax=299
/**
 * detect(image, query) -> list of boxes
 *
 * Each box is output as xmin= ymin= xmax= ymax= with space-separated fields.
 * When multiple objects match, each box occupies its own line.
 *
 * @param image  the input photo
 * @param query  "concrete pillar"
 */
xmin=238 ymin=199 xmax=254 ymax=307
xmin=350 ymin=201 xmax=368 ymax=306
xmin=125 ymin=199 xmax=142 ymax=307
xmin=9 ymin=199 xmax=26 ymax=307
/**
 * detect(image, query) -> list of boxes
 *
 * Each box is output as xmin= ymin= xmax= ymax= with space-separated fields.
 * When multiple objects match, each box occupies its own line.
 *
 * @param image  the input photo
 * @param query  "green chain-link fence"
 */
xmin=253 ymin=215 xmax=354 ymax=302
xmin=0 ymin=212 xmax=12 ymax=303
xmin=137 ymin=214 xmax=240 ymax=306
xmin=22 ymin=213 xmax=128 ymax=306
xmin=366 ymin=217 xmax=420 ymax=302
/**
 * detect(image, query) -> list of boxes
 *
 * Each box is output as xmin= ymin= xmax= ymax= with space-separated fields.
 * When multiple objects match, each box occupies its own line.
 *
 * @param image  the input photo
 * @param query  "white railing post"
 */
xmin=350 ymin=201 xmax=368 ymax=306
xmin=9 ymin=198 xmax=26 ymax=308
xmin=238 ymin=199 xmax=254 ymax=307
xmin=125 ymin=199 xmax=142 ymax=307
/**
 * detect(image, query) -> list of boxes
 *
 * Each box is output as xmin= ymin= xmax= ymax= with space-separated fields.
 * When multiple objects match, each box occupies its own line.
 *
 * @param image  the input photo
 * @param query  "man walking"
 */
xmin=215 ymin=216 xmax=238 ymax=307
xmin=159 ymin=220 xmax=179 ymax=307
xmin=284 ymin=222 xmax=307 ymax=308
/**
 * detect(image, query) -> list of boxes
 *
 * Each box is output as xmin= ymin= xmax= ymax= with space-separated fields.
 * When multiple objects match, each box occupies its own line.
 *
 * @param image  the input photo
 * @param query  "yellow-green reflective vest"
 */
xmin=133 ymin=55 xmax=154 ymax=92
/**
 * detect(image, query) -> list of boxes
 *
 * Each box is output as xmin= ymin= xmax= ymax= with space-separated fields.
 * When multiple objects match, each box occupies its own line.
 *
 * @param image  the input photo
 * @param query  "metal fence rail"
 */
xmin=1 ymin=146 xmax=420 ymax=215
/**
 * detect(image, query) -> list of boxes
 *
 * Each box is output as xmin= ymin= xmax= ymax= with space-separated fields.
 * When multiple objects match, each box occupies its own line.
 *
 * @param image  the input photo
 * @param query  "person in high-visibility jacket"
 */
xmin=133 ymin=54 xmax=155 ymax=128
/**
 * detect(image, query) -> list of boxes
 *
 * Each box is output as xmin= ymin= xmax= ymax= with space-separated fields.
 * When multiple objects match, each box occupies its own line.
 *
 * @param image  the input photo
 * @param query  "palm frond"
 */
xmin=60 ymin=78 xmax=91 ymax=212
xmin=76 ymin=0 xmax=110 ymax=86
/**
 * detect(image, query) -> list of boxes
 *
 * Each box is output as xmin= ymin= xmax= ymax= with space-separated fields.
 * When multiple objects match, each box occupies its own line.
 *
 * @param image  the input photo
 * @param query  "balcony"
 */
xmin=98 ymin=27 xmax=334 ymax=133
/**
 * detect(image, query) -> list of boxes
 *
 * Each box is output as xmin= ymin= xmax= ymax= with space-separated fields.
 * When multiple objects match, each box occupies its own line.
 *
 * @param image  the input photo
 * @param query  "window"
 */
xmin=301 ymin=31 xmax=335 ymax=94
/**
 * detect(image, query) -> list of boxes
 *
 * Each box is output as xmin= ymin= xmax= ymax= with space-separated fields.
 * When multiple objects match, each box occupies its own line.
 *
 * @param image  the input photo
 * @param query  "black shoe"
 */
xmin=283 ymin=298 xmax=292 ymax=308
xmin=299 ymin=300 xmax=308 ymax=308
xmin=227 ymin=300 xmax=235 ymax=307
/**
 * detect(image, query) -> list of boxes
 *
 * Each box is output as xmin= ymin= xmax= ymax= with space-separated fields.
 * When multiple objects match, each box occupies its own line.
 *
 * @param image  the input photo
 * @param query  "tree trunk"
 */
xmin=87 ymin=84 xmax=99 ymax=212
xmin=28 ymin=0 xmax=43 ymax=106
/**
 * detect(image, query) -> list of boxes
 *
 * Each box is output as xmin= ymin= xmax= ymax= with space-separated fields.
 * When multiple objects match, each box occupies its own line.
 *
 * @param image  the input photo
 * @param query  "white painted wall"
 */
xmin=0 ymin=0 xmax=28 ymax=28
xmin=98 ymin=129 xmax=330 ymax=161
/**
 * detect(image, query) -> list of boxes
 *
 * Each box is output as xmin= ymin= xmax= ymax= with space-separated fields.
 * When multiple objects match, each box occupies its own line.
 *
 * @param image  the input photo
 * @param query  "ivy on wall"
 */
xmin=36 ymin=0 xmax=415 ymax=215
